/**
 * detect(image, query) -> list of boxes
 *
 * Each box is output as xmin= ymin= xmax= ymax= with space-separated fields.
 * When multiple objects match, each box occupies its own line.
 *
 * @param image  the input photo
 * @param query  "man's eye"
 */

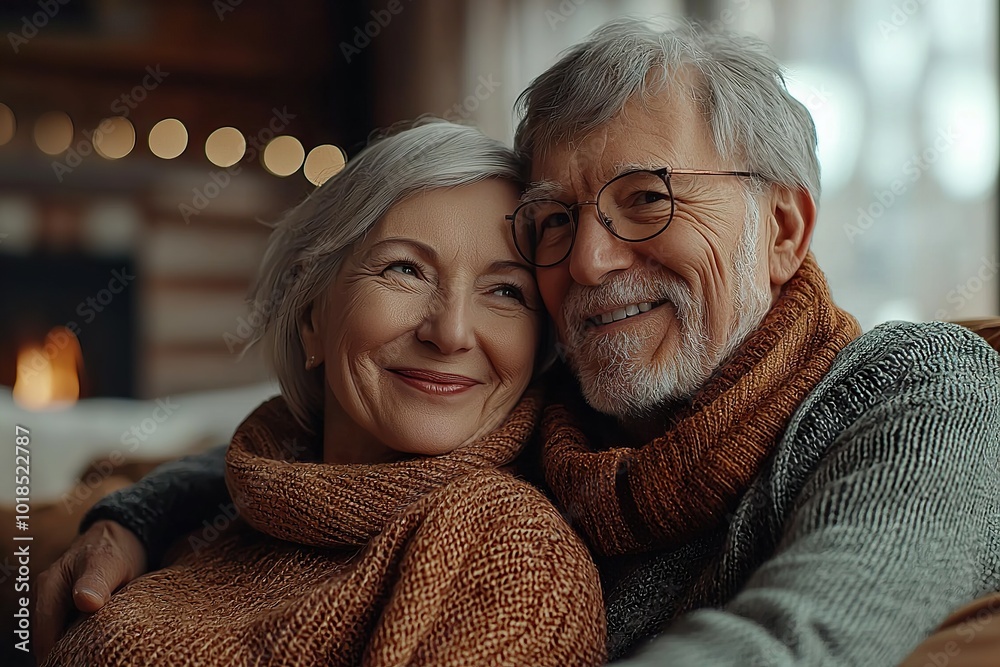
xmin=630 ymin=190 xmax=669 ymax=206
xmin=540 ymin=212 xmax=571 ymax=230
xmin=385 ymin=263 xmax=419 ymax=277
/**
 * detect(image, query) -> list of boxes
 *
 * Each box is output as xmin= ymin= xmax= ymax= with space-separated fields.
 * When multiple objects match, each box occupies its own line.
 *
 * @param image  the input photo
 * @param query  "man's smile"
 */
xmin=584 ymin=299 xmax=670 ymax=328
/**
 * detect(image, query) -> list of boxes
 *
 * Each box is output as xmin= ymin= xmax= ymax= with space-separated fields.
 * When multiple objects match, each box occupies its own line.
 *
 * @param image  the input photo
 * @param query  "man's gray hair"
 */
xmin=244 ymin=119 xmax=523 ymax=430
xmin=514 ymin=17 xmax=821 ymax=205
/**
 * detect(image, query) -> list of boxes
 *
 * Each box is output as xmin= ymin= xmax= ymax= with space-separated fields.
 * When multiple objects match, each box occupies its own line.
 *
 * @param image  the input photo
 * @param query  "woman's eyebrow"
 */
xmin=486 ymin=260 xmax=534 ymax=277
xmin=366 ymin=237 xmax=439 ymax=260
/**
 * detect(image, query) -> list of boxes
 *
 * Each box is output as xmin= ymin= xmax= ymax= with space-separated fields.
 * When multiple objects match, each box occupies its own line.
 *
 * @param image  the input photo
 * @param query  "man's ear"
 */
xmin=298 ymin=298 xmax=325 ymax=367
xmin=765 ymin=184 xmax=815 ymax=292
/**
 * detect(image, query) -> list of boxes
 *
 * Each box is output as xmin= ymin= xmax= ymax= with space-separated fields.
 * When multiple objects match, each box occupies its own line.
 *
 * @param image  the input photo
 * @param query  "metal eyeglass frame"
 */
xmin=507 ymin=166 xmax=763 ymax=267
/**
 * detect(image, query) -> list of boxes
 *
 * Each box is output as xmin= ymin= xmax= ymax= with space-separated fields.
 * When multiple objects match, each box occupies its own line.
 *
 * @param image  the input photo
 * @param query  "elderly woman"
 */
xmin=39 ymin=121 xmax=605 ymax=666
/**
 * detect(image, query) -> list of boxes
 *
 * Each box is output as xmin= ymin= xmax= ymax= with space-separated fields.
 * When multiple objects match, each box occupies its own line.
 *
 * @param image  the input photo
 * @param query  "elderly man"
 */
xmin=37 ymin=19 xmax=999 ymax=666
xmin=505 ymin=19 xmax=1000 ymax=666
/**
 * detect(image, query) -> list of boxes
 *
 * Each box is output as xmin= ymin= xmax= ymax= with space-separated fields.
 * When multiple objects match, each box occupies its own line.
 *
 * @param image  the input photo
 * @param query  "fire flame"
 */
xmin=12 ymin=326 xmax=82 ymax=410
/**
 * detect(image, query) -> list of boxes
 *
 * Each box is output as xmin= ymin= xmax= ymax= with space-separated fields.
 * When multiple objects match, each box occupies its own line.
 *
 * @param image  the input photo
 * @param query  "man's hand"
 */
xmin=34 ymin=520 xmax=148 ymax=663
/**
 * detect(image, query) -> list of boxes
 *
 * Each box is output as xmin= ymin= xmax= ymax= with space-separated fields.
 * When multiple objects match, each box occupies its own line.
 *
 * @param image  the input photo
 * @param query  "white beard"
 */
xmin=560 ymin=189 xmax=773 ymax=419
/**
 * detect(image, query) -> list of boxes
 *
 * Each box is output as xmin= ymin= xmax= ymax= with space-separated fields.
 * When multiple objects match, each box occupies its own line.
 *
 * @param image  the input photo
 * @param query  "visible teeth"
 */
xmin=588 ymin=300 xmax=662 ymax=327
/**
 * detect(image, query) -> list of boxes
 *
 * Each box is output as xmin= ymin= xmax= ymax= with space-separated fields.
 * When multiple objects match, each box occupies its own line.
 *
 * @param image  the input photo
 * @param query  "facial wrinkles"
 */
xmin=561 ymin=192 xmax=770 ymax=419
xmin=560 ymin=266 xmax=708 ymax=417
xmin=553 ymin=130 xmax=616 ymax=203
xmin=671 ymin=186 xmax=748 ymax=355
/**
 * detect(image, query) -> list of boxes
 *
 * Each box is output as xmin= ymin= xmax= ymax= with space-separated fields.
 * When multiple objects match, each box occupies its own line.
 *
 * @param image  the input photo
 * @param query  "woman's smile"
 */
xmin=386 ymin=367 xmax=483 ymax=397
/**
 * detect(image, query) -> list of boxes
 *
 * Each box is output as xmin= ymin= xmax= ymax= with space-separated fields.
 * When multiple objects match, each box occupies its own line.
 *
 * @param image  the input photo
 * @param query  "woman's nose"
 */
xmin=415 ymin=292 xmax=476 ymax=355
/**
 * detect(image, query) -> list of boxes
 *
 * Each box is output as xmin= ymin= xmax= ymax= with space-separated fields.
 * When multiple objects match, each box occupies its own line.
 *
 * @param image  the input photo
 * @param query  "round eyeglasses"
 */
xmin=507 ymin=167 xmax=762 ymax=268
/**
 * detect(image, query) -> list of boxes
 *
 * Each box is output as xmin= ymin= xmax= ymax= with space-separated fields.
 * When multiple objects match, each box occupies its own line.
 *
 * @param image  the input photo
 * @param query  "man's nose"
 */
xmin=415 ymin=292 xmax=476 ymax=355
xmin=568 ymin=205 xmax=635 ymax=286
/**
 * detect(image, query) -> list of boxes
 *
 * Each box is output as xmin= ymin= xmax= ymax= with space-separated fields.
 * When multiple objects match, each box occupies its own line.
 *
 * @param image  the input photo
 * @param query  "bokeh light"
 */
xmin=34 ymin=111 xmax=74 ymax=155
xmin=0 ymin=103 xmax=15 ymax=146
xmin=205 ymin=126 xmax=246 ymax=167
xmin=262 ymin=135 xmax=305 ymax=177
xmin=923 ymin=62 xmax=998 ymax=199
xmin=303 ymin=144 xmax=347 ymax=185
xmin=149 ymin=118 xmax=188 ymax=159
xmin=93 ymin=117 xmax=136 ymax=160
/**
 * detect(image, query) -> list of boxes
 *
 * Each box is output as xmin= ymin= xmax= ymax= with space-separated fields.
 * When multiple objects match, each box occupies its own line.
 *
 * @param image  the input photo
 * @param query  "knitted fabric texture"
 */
xmin=542 ymin=253 xmax=862 ymax=557
xmin=607 ymin=320 xmax=1000 ymax=665
xmin=46 ymin=391 xmax=607 ymax=667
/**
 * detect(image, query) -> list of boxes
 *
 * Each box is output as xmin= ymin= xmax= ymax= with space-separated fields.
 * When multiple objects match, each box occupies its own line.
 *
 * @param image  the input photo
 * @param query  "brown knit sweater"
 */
xmin=45 ymin=391 xmax=606 ymax=666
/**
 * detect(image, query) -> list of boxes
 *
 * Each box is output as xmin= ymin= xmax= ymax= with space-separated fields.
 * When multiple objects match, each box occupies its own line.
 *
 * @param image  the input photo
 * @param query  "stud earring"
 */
xmin=306 ymin=355 xmax=316 ymax=369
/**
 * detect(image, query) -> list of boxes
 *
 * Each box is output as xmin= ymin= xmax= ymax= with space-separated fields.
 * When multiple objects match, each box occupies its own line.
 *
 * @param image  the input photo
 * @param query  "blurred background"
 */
xmin=1 ymin=0 xmax=997 ymax=405
xmin=0 ymin=1 xmax=996 ymax=660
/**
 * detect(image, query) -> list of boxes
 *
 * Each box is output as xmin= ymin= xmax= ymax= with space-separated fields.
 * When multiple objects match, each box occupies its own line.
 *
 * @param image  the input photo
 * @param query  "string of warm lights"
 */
xmin=0 ymin=102 xmax=347 ymax=186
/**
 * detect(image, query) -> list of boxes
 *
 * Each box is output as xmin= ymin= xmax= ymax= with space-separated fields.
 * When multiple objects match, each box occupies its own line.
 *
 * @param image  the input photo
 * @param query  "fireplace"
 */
xmin=0 ymin=251 xmax=138 ymax=400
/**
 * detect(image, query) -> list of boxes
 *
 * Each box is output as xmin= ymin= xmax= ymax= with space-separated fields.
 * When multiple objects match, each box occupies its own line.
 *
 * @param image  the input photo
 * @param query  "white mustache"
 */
xmin=561 ymin=270 xmax=699 ymax=341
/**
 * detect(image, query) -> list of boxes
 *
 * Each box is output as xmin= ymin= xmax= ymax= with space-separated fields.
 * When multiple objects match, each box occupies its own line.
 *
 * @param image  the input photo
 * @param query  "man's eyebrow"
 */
xmin=521 ymin=163 xmax=663 ymax=203
xmin=613 ymin=161 xmax=660 ymax=175
xmin=521 ymin=181 xmax=565 ymax=203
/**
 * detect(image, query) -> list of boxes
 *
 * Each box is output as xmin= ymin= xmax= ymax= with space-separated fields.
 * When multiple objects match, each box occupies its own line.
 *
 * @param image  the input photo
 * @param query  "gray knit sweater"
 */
xmin=84 ymin=321 xmax=1000 ymax=665
xmin=611 ymin=321 xmax=1000 ymax=665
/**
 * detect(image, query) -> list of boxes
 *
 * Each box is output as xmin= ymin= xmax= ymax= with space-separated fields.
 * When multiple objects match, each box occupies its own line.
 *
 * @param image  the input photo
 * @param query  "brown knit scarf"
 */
xmin=226 ymin=390 xmax=536 ymax=548
xmin=542 ymin=253 xmax=861 ymax=557
xmin=46 ymin=390 xmax=607 ymax=667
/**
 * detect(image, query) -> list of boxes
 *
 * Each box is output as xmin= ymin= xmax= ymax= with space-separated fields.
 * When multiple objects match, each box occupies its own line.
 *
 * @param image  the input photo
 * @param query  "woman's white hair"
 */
xmin=243 ymin=119 xmax=523 ymax=430
xmin=514 ymin=17 xmax=821 ymax=206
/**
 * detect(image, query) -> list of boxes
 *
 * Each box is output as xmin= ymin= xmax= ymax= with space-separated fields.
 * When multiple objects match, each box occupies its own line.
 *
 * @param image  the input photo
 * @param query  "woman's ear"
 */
xmin=298 ymin=298 xmax=325 ymax=369
xmin=764 ymin=184 xmax=816 ymax=292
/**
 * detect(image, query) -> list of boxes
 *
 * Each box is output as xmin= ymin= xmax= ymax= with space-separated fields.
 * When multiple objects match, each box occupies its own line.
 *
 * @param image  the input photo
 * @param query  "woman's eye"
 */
xmin=492 ymin=284 xmax=525 ymax=302
xmin=385 ymin=263 xmax=419 ymax=277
